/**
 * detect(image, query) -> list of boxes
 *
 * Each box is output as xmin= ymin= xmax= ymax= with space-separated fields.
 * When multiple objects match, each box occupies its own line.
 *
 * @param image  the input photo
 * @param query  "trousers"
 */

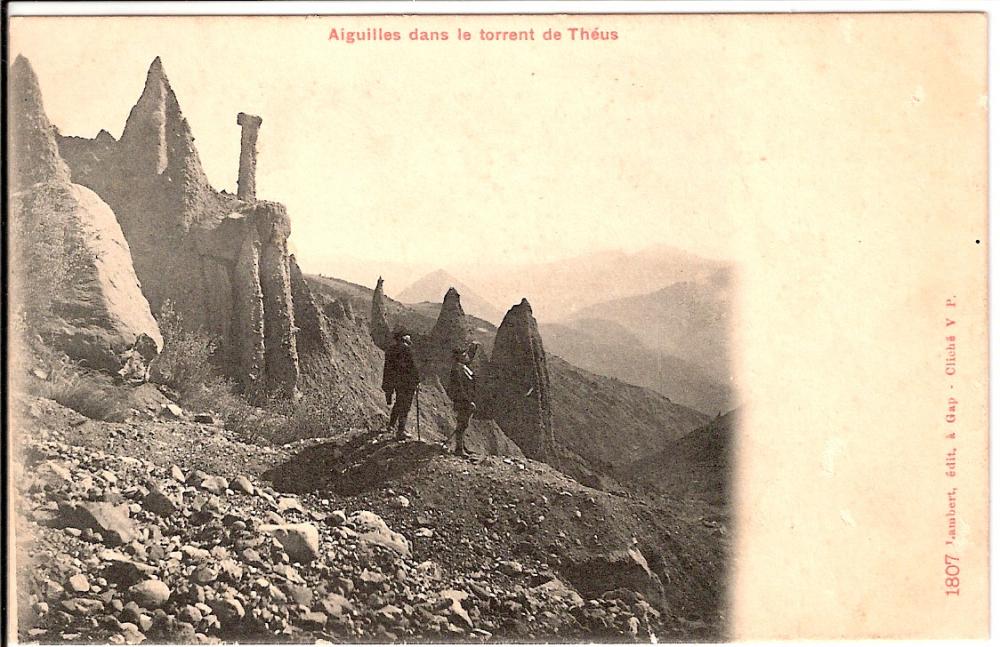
xmin=389 ymin=388 xmax=416 ymax=431
xmin=454 ymin=403 xmax=473 ymax=449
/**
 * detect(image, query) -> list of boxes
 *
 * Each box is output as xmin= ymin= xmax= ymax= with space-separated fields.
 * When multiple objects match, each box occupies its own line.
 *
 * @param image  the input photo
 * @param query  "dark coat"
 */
xmin=382 ymin=340 xmax=420 ymax=393
xmin=447 ymin=362 xmax=476 ymax=407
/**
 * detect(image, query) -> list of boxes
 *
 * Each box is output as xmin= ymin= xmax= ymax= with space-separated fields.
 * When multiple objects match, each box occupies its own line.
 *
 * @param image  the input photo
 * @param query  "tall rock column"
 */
xmin=370 ymin=277 xmax=391 ymax=351
xmin=233 ymin=230 xmax=266 ymax=387
xmin=236 ymin=112 xmax=262 ymax=200
xmin=9 ymin=55 xmax=71 ymax=191
xmin=486 ymin=299 xmax=554 ymax=461
xmin=255 ymin=201 xmax=299 ymax=396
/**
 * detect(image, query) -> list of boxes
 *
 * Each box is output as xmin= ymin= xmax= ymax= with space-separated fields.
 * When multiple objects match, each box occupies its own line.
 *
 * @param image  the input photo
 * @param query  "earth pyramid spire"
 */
xmin=485 ymin=298 xmax=555 ymax=461
xmin=9 ymin=54 xmax=71 ymax=190
xmin=52 ymin=56 xmax=324 ymax=397
xmin=425 ymin=287 xmax=473 ymax=380
xmin=370 ymin=277 xmax=391 ymax=351
xmin=10 ymin=55 xmax=162 ymax=372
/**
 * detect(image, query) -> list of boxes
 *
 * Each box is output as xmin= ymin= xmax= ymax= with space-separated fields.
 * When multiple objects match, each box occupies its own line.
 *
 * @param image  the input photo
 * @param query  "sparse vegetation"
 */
xmin=269 ymin=359 xmax=380 ymax=446
xmin=150 ymin=300 xmax=222 ymax=397
xmin=33 ymin=360 xmax=128 ymax=423
xmin=147 ymin=301 xmax=373 ymax=446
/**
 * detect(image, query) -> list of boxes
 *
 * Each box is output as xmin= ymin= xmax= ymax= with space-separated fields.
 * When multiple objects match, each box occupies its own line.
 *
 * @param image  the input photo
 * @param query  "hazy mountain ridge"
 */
xmin=540 ymin=320 xmax=734 ymax=415
xmin=568 ymin=268 xmax=734 ymax=382
xmin=397 ymin=269 xmax=505 ymax=324
xmin=453 ymin=245 xmax=730 ymax=323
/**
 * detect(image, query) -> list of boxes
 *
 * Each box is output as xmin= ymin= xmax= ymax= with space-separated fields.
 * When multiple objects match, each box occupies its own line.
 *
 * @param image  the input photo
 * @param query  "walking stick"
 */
xmin=415 ymin=386 xmax=421 ymax=441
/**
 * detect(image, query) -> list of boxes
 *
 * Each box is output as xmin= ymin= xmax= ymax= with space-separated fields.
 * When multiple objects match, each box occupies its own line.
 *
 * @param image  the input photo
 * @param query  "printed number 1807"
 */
xmin=944 ymin=554 xmax=960 ymax=596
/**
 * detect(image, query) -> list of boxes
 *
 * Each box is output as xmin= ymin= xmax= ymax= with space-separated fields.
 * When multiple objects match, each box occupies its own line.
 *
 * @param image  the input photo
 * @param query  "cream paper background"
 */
xmin=8 ymin=12 xmax=989 ymax=639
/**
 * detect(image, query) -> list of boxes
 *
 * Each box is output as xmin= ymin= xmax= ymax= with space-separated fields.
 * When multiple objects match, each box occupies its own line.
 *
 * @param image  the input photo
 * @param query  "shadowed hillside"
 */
xmin=624 ymin=409 xmax=738 ymax=508
xmin=307 ymin=274 xmax=709 ymax=473
xmin=541 ymin=319 xmax=734 ymax=415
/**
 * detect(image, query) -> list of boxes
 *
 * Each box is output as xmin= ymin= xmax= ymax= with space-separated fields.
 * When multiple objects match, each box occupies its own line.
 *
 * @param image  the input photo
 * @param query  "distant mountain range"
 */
xmin=396 ymin=251 xmax=737 ymax=415
xmin=349 ymin=245 xmax=729 ymax=324
xmin=456 ymin=244 xmax=730 ymax=323
xmin=396 ymin=269 xmax=505 ymax=324
xmin=540 ymin=318 xmax=734 ymax=415
xmin=569 ymin=267 xmax=734 ymax=381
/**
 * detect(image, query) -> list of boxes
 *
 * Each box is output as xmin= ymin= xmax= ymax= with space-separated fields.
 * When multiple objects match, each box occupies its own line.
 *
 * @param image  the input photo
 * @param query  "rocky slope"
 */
xmin=12 ymin=395 xmax=726 ymax=643
xmin=623 ymin=409 xmax=738 ymax=508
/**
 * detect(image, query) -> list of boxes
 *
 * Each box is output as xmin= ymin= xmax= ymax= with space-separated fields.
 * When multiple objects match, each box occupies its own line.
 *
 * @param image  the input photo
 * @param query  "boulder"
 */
xmin=101 ymin=557 xmax=156 ymax=587
xmin=562 ymin=546 xmax=666 ymax=609
xmin=259 ymin=523 xmax=320 ymax=563
xmin=231 ymin=475 xmax=254 ymax=495
xmin=324 ymin=510 xmax=347 ymax=527
xmin=128 ymin=579 xmax=171 ymax=609
xmin=320 ymin=593 xmax=353 ymax=618
xmin=198 ymin=475 xmax=229 ymax=495
xmin=118 ymin=622 xmax=145 ymax=644
xmin=60 ymin=502 xmax=137 ymax=546
xmin=117 ymin=334 xmax=159 ymax=385
xmin=142 ymin=486 xmax=178 ymax=516
xmin=348 ymin=510 xmax=411 ymax=558
xmin=276 ymin=497 xmax=305 ymax=514
xmin=159 ymin=403 xmax=183 ymax=419
xmin=532 ymin=577 xmax=584 ymax=609
xmin=438 ymin=589 xmax=473 ymax=628
xmin=66 ymin=574 xmax=90 ymax=594
xmin=208 ymin=596 xmax=245 ymax=623
xmin=298 ymin=611 xmax=327 ymax=630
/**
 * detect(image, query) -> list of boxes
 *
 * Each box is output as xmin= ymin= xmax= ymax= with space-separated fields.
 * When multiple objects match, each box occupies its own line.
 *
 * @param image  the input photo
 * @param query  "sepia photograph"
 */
xmin=5 ymin=5 xmax=989 ymax=643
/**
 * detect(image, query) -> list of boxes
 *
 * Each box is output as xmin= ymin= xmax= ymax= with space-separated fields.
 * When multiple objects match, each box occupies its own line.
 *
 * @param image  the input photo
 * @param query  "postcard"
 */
xmin=6 ymin=8 xmax=988 ymax=642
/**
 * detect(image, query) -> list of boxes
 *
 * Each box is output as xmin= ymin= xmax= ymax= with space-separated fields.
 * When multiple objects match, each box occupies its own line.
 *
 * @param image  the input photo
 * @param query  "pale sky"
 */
xmin=8 ymin=14 xmax=756 ymax=277
xmin=8 ymin=14 xmax=983 ymax=281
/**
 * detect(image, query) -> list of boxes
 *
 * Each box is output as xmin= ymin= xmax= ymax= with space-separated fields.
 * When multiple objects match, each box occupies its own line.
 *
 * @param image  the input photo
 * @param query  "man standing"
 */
xmin=447 ymin=341 xmax=480 ymax=456
xmin=382 ymin=331 xmax=420 ymax=440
